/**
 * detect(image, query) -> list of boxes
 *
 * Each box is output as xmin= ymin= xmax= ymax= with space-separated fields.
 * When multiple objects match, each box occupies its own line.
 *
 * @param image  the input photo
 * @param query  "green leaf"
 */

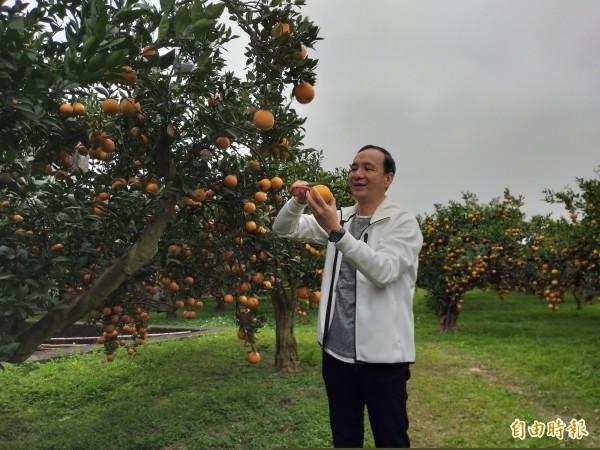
xmin=160 ymin=0 xmax=175 ymax=12
xmin=159 ymin=49 xmax=176 ymax=69
xmin=1 ymin=149 xmax=18 ymax=164
xmin=105 ymin=49 xmax=125 ymax=68
xmin=87 ymin=53 xmax=106 ymax=72
xmin=205 ymin=3 xmax=225 ymax=19
xmin=157 ymin=12 xmax=170 ymax=44
xmin=191 ymin=1 xmax=204 ymax=22
xmin=192 ymin=18 xmax=216 ymax=34
xmin=98 ymin=37 xmax=128 ymax=52
xmin=81 ymin=35 xmax=98 ymax=59
xmin=174 ymin=6 xmax=191 ymax=35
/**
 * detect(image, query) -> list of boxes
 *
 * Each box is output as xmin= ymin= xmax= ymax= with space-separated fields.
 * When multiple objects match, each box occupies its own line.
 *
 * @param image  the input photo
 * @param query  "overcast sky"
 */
xmin=287 ymin=0 xmax=600 ymax=219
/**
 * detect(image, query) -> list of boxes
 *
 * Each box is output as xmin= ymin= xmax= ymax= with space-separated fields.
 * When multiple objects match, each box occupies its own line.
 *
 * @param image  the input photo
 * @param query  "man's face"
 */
xmin=348 ymin=148 xmax=394 ymax=203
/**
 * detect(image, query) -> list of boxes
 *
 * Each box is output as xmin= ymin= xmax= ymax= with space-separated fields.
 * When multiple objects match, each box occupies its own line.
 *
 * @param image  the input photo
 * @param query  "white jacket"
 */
xmin=272 ymin=196 xmax=423 ymax=364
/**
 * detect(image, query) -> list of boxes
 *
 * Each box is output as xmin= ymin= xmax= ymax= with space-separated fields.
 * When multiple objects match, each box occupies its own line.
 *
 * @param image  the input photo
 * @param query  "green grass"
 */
xmin=0 ymin=290 xmax=598 ymax=449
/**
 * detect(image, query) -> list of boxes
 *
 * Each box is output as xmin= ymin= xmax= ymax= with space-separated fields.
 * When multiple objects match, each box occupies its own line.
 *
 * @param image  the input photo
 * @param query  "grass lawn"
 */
xmin=0 ymin=289 xmax=598 ymax=449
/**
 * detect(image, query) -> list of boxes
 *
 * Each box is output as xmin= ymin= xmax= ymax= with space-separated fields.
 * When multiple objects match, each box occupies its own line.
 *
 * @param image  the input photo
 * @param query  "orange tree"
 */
xmin=417 ymin=190 xmax=527 ymax=331
xmin=524 ymin=170 xmax=600 ymax=310
xmin=0 ymin=0 xmax=321 ymax=363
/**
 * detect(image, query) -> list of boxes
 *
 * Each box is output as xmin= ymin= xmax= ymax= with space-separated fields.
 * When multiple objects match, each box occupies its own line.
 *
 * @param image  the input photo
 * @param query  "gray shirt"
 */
xmin=325 ymin=215 xmax=371 ymax=360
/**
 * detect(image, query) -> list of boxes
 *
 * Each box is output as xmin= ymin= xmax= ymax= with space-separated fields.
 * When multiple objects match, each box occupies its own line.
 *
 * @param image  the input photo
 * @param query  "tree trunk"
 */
xmin=8 ymin=193 xmax=177 ymax=363
xmin=438 ymin=300 xmax=459 ymax=333
xmin=271 ymin=279 xmax=300 ymax=373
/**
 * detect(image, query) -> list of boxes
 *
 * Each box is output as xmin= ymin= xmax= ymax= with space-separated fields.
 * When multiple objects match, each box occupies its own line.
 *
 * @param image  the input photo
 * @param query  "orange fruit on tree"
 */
xmin=294 ymin=81 xmax=315 ymax=104
xmin=258 ymin=178 xmax=271 ymax=191
xmin=223 ymin=294 xmax=234 ymax=304
xmin=237 ymin=329 xmax=247 ymax=340
xmin=186 ymin=296 xmax=196 ymax=306
xmin=271 ymin=22 xmax=290 ymax=37
xmin=246 ymin=220 xmax=257 ymax=232
xmin=247 ymin=351 xmax=261 ymax=364
xmin=248 ymin=159 xmax=261 ymax=171
xmin=117 ymin=65 xmax=137 ymax=85
xmin=120 ymin=98 xmax=138 ymax=117
xmin=254 ymin=191 xmax=267 ymax=203
xmin=244 ymin=201 xmax=256 ymax=213
xmin=142 ymin=45 xmax=157 ymax=58
xmin=169 ymin=281 xmax=180 ymax=292
xmin=223 ymin=175 xmax=238 ymax=188
xmin=309 ymin=184 xmax=333 ymax=203
xmin=299 ymin=44 xmax=307 ymax=59
xmin=59 ymin=103 xmax=73 ymax=115
xmin=253 ymin=109 xmax=275 ymax=130
xmin=72 ymin=102 xmax=85 ymax=114
xmin=184 ymin=276 xmax=194 ymax=285
xmin=101 ymin=138 xmax=115 ymax=152
xmin=251 ymin=272 xmax=264 ymax=284
xmin=89 ymin=130 xmax=107 ymax=146
xmin=270 ymin=176 xmax=284 ymax=190
xmin=146 ymin=183 xmax=159 ymax=194
xmin=101 ymin=98 xmax=120 ymax=115
xmin=191 ymin=188 xmax=206 ymax=202
xmin=215 ymin=136 xmax=231 ymax=150
xmin=297 ymin=286 xmax=309 ymax=299
xmin=175 ymin=300 xmax=185 ymax=309
xmin=51 ymin=243 xmax=63 ymax=252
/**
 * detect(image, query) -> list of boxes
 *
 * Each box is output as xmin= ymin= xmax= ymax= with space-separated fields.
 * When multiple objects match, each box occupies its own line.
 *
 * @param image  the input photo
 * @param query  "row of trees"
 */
xmin=1 ymin=0 xmax=598 ymax=368
xmin=417 ymin=173 xmax=599 ymax=331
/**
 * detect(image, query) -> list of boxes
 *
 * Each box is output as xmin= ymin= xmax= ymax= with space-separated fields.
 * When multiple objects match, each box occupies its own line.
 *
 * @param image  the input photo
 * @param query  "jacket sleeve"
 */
xmin=335 ymin=212 xmax=422 ymax=288
xmin=272 ymin=199 xmax=330 ymax=245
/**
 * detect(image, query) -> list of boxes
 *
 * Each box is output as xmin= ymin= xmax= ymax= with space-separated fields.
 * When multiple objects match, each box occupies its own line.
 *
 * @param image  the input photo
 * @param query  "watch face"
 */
xmin=329 ymin=229 xmax=344 ymax=242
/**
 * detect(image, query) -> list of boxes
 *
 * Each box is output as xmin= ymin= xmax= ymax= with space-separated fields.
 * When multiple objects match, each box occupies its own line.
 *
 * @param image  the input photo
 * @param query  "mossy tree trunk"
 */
xmin=271 ymin=278 xmax=300 ymax=373
xmin=8 ymin=193 xmax=177 ymax=363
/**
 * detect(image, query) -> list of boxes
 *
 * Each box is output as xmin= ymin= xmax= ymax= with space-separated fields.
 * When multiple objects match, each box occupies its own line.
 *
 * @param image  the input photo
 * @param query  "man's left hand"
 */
xmin=306 ymin=187 xmax=340 ymax=234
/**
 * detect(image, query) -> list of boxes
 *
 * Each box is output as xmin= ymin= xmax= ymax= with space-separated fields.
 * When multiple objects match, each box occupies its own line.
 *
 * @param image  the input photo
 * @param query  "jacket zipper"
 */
xmin=352 ymin=216 xmax=389 ymax=363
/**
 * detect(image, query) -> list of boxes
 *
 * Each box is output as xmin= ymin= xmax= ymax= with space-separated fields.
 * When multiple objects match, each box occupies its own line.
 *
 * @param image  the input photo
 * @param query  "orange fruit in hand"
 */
xmin=309 ymin=184 xmax=332 ymax=203
xmin=294 ymin=82 xmax=315 ymax=104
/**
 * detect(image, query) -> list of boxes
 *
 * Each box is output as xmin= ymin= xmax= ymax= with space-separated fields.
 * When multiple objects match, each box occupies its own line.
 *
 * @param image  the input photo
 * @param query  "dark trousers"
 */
xmin=322 ymin=350 xmax=411 ymax=448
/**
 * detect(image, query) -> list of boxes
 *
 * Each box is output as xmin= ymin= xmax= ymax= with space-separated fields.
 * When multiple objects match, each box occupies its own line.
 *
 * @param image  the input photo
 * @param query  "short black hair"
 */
xmin=357 ymin=145 xmax=396 ymax=175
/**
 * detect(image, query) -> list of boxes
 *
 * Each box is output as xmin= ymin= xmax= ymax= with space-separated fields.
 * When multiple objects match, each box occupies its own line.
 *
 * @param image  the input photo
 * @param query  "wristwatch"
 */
xmin=328 ymin=227 xmax=345 ymax=243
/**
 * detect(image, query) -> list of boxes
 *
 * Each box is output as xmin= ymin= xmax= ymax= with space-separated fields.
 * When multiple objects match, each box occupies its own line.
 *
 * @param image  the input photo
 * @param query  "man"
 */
xmin=272 ymin=145 xmax=423 ymax=448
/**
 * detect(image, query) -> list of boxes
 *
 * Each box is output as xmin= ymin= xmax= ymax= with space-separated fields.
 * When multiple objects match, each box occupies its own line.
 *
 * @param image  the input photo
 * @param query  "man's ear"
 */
xmin=384 ymin=172 xmax=394 ymax=188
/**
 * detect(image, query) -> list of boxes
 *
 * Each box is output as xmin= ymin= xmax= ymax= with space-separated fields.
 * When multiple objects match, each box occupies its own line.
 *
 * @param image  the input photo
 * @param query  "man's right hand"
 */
xmin=288 ymin=180 xmax=310 ymax=204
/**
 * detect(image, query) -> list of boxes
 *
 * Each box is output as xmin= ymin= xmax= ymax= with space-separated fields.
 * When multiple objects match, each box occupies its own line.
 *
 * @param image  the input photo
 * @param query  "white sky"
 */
xmin=14 ymin=0 xmax=599 ymax=218
xmin=289 ymin=0 xmax=600 ymax=219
